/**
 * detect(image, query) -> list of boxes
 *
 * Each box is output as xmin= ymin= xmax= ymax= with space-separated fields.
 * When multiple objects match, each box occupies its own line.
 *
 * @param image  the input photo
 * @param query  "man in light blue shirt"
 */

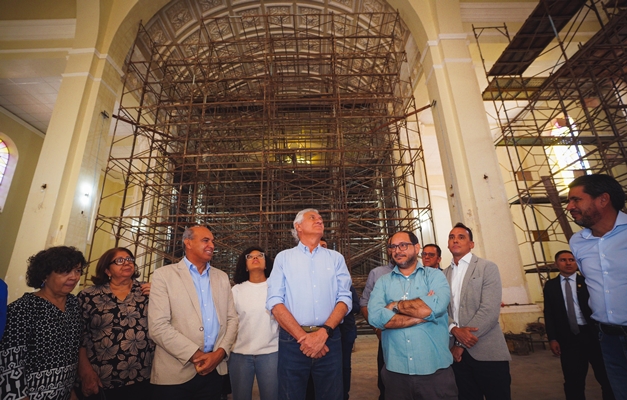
xmin=567 ymin=174 xmax=627 ymax=399
xmin=368 ymin=231 xmax=457 ymax=400
xmin=266 ymin=209 xmax=352 ymax=400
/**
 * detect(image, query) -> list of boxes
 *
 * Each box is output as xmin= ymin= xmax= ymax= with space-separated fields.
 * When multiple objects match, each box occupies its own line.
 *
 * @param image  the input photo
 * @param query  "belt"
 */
xmin=597 ymin=323 xmax=627 ymax=336
xmin=301 ymin=326 xmax=321 ymax=333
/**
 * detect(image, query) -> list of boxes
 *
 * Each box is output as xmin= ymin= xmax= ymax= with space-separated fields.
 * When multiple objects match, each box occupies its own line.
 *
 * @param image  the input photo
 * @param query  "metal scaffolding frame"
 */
xmin=88 ymin=12 xmax=434 ymax=281
xmin=474 ymin=0 xmax=627 ymax=288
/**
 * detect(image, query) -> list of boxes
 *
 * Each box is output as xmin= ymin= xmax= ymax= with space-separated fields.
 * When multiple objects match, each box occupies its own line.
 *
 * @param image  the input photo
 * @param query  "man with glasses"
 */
xmin=444 ymin=222 xmax=511 ymax=400
xmin=368 ymin=231 xmax=457 ymax=399
xmin=149 ymin=225 xmax=238 ymax=400
xmin=421 ymin=243 xmax=442 ymax=270
xmin=266 ymin=209 xmax=352 ymax=400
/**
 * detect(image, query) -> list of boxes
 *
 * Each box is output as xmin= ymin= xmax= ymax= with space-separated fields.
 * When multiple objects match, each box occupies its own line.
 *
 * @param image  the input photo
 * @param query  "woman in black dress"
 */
xmin=0 ymin=246 xmax=86 ymax=400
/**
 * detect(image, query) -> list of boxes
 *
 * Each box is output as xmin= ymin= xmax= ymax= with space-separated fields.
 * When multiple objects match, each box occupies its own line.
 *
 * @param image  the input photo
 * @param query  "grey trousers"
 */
xmin=381 ymin=366 xmax=458 ymax=400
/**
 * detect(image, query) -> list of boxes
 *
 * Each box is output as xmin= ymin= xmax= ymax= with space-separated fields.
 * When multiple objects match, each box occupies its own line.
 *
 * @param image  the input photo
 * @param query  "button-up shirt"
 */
xmin=359 ymin=262 xmax=394 ymax=308
xmin=570 ymin=210 xmax=627 ymax=325
xmin=368 ymin=264 xmax=452 ymax=375
xmin=184 ymin=257 xmax=220 ymax=352
xmin=560 ymin=275 xmax=586 ymax=325
xmin=449 ymin=252 xmax=472 ymax=329
xmin=266 ymin=242 xmax=352 ymax=326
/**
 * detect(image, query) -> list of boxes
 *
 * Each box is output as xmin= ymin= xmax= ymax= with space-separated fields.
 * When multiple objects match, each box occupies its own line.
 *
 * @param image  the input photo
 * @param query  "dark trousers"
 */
xmin=306 ymin=325 xmax=356 ymax=400
xmin=381 ymin=366 xmax=457 ymax=400
xmin=340 ymin=323 xmax=357 ymax=400
xmin=152 ymin=370 xmax=222 ymax=400
xmin=452 ymin=349 xmax=511 ymax=400
xmin=559 ymin=324 xmax=614 ymax=400
xmin=377 ymin=339 xmax=385 ymax=400
xmin=82 ymin=380 xmax=152 ymax=400
xmin=599 ymin=331 xmax=627 ymax=400
xmin=278 ymin=327 xmax=342 ymax=400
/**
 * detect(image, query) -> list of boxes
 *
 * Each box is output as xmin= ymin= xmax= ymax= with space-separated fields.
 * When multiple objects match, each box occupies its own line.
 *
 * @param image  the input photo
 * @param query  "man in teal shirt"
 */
xmin=368 ymin=231 xmax=457 ymax=399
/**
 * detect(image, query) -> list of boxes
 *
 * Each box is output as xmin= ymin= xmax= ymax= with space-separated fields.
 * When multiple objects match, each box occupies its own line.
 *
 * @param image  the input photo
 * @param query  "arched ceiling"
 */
xmin=134 ymin=0 xmax=420 ymax=98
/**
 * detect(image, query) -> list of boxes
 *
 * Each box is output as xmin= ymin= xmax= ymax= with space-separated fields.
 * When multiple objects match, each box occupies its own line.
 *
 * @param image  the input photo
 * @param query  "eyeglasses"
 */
xmin=421 ymin=252 xmax=438 ymax=258
xmin=245 ymin=253 xmax=265 ymax=260
xmin=110 ymin=257 xmax=135 ymax=265
xmin=387 ymin=242 xmax=413 ymax=251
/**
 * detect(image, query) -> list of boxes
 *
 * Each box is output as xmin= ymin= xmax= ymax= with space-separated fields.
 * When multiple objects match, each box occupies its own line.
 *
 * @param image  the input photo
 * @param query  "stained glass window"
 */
xmin=0 ymin=139 xmax=9 ymax=185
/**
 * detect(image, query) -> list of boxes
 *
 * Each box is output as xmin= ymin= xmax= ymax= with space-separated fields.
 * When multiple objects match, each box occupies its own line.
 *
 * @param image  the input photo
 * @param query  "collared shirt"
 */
xmin=570 ymin=211 xmax=627 ymax=325
xmin=359 ymin=262 xmax=394 ymax=308
xmin=266 ymin=242 xmax=352 ymax=326
xmin=184 ymin=257 xmax=220 ymax=352
xmin=560 ymin=274 xmax=586 ymax=325
xmin=368 ymin=264 xmax=452 ymax=375
xmin=449 ymin=252 xmax=472 ymax=327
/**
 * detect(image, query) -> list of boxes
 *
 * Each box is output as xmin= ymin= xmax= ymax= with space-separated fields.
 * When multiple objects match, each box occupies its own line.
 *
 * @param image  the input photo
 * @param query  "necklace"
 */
xmin=398 ymin=274 xmax=412 ymax=300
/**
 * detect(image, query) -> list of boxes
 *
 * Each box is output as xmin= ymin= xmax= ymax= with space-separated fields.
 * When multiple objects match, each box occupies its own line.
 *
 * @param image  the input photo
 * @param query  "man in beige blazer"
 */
xmin=149 ymin=225 xmax=238 ymax=400
xmin=444 ymin=222 xmax=511 ymax=400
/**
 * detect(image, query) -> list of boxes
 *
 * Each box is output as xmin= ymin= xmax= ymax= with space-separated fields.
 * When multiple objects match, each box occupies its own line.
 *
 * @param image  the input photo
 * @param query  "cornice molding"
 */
xmin=0 ymin=19 xmax=76 ymax=41
xmin=460 ymin=2 xmax=536 ymax=23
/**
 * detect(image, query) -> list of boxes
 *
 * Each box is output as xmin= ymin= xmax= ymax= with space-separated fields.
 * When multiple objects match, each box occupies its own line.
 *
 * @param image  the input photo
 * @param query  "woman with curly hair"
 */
xmin=77 ymin=247 xmax=154 ymax=400
xmin=0 ymin=246 xmax=86 ymax=400
xmin=229 ymin=246 xmax=278 ymax=400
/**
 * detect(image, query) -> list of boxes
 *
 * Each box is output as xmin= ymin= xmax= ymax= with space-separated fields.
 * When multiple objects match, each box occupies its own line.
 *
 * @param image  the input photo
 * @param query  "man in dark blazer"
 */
xmin=543 ymin=250 xmax=614 ymax=400
xmin=444 ymin=222 xmax=511 ymax=400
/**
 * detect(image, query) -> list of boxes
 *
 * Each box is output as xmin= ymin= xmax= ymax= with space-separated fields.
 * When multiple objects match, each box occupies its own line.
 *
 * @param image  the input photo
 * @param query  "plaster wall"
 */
xmin=0 ymin=110 xmax=43 ymax=278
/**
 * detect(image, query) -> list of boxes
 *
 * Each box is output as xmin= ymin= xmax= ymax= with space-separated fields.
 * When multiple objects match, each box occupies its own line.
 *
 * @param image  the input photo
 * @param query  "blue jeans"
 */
xmin=278 ymin=327 xmax=342 ymax=400
xmin=228 ymin=352 xmax=278 ymax=400
xmin=599 ymin=332 xmax=627 ymax=399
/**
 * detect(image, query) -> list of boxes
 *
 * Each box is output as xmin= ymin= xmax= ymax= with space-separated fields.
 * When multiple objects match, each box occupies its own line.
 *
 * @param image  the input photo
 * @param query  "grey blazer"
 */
xmin=148 ymin=260 xmax=238 ymax=384
xmin=444 ymin=254 xmax=511 ymax=361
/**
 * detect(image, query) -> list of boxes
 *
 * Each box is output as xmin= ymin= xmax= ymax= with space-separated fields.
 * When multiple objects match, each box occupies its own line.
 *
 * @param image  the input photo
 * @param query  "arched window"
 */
xmin=0 ymin=139 xmax=9 ymax=185
xmin=0 ymin=135 xmax=18 ymax=213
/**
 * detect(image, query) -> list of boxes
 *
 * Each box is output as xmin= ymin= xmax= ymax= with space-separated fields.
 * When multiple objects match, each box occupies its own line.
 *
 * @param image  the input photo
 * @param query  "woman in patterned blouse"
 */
xmin=77 ymin=247 xmax=154 ymax=400
xmin=0 ymin=246 xmax=86 ymax=400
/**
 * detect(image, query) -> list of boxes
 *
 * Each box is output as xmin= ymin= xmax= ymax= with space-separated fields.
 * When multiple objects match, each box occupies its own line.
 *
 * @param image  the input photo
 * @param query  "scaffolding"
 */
xmin=474 ymin=0 xmax=627 ymax=288
xmin=88 ymin=12 xmax=433 ymax=281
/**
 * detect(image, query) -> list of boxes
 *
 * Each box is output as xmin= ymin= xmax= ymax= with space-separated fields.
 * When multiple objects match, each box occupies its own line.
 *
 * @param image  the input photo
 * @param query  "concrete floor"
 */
xmin=247 ymin=334 xmax=606 ymax=399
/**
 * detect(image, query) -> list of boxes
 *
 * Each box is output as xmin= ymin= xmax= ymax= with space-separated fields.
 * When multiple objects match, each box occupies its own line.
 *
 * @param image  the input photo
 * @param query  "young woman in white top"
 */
xmin=229 ymin=246 xmax=279 ymax=400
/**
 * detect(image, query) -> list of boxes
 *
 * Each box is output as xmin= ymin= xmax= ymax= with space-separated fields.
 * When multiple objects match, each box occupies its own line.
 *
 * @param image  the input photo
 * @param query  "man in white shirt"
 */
xmin=443 ymin=222 xmax=511 ymax=400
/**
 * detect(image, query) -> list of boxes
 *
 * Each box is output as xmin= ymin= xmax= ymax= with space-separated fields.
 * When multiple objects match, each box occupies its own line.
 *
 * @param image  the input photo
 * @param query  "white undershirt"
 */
xmin=449 ymin=252 xmax=473 ymax=329
xmin=559 ymin=274 xmax=587 ymax=325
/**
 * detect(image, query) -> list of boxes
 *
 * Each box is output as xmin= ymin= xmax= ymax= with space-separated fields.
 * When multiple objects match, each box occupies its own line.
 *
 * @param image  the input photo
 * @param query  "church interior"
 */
xmin=1 ymin=0 xmax=626 ymax=336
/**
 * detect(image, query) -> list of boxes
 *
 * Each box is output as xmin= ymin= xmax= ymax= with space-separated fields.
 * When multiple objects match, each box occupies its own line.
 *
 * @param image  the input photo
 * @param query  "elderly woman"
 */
xmin=0 ymin=246 xmax=86 ymax=400
xmin=229 ymin=246 xmax=278 ymax=400
xmin=77 ymin=247 xmax=154 ymax=400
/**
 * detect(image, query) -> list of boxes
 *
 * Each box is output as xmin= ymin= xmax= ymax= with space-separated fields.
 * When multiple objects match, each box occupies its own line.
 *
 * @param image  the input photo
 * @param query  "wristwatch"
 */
xmin=392 ymin=301 xmax=401 ymax=314
xmin=321 ymin=324 xmax=334 ymax=338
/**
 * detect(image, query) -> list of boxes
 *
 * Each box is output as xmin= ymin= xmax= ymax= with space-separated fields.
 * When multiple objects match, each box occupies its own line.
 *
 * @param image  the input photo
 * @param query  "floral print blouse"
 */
xmin=78 ymin=280 xmax=154 ymax=389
